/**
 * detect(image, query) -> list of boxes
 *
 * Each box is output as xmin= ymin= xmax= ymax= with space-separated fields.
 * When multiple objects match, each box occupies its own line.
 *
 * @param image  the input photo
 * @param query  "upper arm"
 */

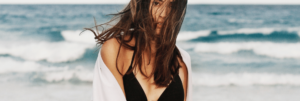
xmin=101 ymin=38 xmax=122 ymax=73
xmin=100 ymin=38 xmax=126 ymax=95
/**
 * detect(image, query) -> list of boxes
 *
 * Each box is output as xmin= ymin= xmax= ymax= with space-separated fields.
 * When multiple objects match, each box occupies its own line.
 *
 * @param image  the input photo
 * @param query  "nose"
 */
xmin=159 ymin=7 xmax=167 ymax=18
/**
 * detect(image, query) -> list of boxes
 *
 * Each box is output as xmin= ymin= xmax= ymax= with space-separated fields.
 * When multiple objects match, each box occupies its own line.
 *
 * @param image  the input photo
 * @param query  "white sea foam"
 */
xmin=177 ymin=30 xmax=211 ymax=41
xmin=287 ymin=27 xmax=300 ymax=37
xmin=218 ymin=28 xmax=275 ymax=35
xmin=219 ymin=27 xmax=300 ymax=35
xmin=194 ymin=42 xmax=300 ymax=59
xmin=0 ymin=41 xmax=94 ymax=63
xmin=0 ymin=57 xmax=40 ymax=73
xmin=228 ymin=18 xmax=264 ymax=23
xmin=193 ymin=72 xmax=300 ymax=86
xmin=61 ymin=30 xmax=96 ymax=44
xmin=0 ymin=57 xmax=93 ymax=82
xmin=0 ymin=57 xmax=69 ymax=73
xmin=0 ymin=30 xmax=96 ymax=63
xmin=32 ymin=65 xmax=93 ymax=83
xmin=176 ymin=27 xmax=300 ymax=41
xmin=41 ymin=67 xmax=93 ymax=83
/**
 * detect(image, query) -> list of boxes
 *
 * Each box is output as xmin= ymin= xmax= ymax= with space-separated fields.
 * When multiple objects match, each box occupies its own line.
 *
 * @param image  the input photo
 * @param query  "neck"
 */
xmin=149 ymin=40 xmax=157 ymax=56
xmin=142 ymin=41 xmax=157 ymax=63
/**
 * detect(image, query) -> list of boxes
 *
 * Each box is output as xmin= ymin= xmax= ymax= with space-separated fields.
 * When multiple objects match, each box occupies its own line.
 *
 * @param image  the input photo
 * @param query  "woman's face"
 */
xmin=150 ymin=0 xmax=173 ymax=34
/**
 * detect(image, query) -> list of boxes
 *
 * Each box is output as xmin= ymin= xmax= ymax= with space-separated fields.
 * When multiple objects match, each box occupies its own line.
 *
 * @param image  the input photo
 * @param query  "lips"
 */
xmin=157 ymin=22 xmax=163 ymax=24
xmin=157 ymin=22 xmax=163 ymax=28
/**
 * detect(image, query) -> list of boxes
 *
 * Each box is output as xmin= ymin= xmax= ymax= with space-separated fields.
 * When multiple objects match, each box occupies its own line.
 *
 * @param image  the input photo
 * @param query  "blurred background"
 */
xmin=1 ymin=0 xmax=300 ymax=101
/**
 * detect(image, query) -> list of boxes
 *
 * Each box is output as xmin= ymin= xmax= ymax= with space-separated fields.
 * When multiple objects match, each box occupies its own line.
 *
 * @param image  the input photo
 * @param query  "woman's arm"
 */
xmin=101 ymin=38 xmax=126 ymax=96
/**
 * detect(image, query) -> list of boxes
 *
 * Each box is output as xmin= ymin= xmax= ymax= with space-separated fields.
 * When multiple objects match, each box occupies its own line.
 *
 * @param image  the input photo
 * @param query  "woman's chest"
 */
xmin=134 ymin=70 xmax=171 ymax=101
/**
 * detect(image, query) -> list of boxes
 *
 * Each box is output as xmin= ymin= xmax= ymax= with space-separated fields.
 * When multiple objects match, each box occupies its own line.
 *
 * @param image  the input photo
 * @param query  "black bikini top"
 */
xmin=122 ymin=49 xmax=184 ymax=101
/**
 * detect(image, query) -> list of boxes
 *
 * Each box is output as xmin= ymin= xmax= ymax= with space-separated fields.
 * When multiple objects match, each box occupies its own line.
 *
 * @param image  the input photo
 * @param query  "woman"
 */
xmin=87 ymin=0 xmax=192 ymax=101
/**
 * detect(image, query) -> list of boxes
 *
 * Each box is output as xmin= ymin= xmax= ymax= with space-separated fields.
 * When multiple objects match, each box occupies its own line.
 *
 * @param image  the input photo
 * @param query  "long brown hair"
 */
xmin=84 ymin=0 xmax=187 ymax=87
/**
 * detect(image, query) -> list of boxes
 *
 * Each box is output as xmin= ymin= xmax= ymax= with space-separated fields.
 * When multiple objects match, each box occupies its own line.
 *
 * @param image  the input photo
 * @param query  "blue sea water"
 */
xmin=1 ymin=4 xmax=300 ymax=101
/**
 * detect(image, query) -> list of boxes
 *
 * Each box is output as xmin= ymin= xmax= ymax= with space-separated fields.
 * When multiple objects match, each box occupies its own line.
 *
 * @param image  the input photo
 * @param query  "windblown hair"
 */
xmin=84 ymin=0 xmax=187 ymax=87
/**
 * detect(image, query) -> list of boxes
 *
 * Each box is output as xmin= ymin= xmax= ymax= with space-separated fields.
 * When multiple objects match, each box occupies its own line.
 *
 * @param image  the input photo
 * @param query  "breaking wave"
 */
xmin=194 ymin=42 xmax=300 ymax=59
xmin=178 ymin=27 xmax=300 ymax=42
xmin=193 ymin=72 xmax=300 ymax=86
xmin=0 ymin=41 xmax=94 ymax=63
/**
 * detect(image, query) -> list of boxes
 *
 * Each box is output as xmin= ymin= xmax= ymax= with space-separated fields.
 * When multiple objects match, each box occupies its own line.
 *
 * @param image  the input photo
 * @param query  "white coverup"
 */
xmin=92 ymin=45 xmax=193 ymax=101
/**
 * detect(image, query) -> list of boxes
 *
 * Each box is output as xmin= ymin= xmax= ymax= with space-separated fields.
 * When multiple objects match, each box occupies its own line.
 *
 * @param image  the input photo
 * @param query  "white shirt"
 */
xmin=93 ymin=45 xmax=193 ymax=101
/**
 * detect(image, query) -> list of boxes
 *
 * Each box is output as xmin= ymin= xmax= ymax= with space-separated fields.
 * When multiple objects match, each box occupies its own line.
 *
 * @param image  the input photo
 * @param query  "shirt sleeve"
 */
xmin=177 ymin=46 xmax=193 ymax=101
xmin=92 ymin=50 xmax=126 ymax=101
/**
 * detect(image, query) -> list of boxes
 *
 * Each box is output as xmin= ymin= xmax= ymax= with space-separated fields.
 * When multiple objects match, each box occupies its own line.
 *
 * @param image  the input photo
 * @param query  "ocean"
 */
xmin=1 ymin=4 xmax=300 ymax=101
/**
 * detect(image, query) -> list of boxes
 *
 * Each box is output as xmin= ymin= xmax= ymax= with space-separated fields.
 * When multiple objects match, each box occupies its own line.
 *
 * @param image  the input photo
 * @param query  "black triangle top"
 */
xmin=122 ymin=49 xmax=184 ymax=101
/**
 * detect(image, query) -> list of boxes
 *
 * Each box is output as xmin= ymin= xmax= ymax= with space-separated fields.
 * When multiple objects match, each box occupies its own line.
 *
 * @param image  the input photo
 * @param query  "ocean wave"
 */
xmin=218 ymin=27 xmax=300 ymax=37
xmin=192 ymin=31 xmax=299 ymax=42
xmin=39 ymin=68 xmax=93 ymax=83
xmin=0 ymin=57 xmax=93 ymax=83
xmin=61 ymin=30 xmax=96 ymax=44
xmin=218 ymin=28 xmax=276 ymax=35
xmin=228 ymin=18 xmax=264 ymax=23
xmin=177 ymin=30 xmax=211 ymax=41
xmin=193 ymin=73 xmax=300 ymax=86
xmin=194 ymin=42 xmax=300 ymax=59
xmin=178 ymin=27 xmax=300 ymax=41
xmin=0 ymin=57 xmax=40 ymax=73
xmin=0 ymin=41 xmax=94 ymax=63
xmin=32 ymin=65 xmax=93 ymax=83
xmin=0 ymin=57 xmax=71 ymax=73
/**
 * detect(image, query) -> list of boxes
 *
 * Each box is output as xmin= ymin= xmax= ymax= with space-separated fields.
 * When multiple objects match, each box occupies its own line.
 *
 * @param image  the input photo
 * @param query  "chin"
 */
xmin=156 ymin=29 xmax=161 ymax=34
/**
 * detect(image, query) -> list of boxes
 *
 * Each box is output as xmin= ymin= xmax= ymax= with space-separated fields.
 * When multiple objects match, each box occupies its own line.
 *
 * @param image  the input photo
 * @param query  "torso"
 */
xmin=101 ymin=36 xmax=188 ymax=101
xmin=122 ymin=48 xmax=184 ymax=101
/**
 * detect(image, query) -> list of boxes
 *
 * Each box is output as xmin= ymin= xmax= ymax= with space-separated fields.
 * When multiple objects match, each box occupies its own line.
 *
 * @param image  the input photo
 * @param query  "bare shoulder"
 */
xmin=101 ymin=35 xmax=136 ymax=73
xmin=100 ymin=36 xmax=136 ymax=96
xmin=101 ymin=37 xmax=121 ymax=61
xmin=101 ymin=37 xmax=122 ymax=74
xmin=101 ymin=37 xmax=120 ymax=54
